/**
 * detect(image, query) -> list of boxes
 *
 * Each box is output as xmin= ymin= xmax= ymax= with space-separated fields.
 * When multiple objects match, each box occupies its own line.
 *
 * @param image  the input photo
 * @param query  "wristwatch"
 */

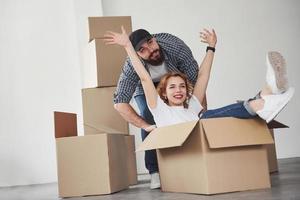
xmin=206 ymin=46 xmax=215 ymax=52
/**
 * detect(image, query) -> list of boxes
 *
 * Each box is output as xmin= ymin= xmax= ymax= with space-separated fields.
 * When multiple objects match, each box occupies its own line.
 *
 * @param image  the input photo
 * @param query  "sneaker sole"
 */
xmin=267 ymin=51 xmax=288 ymax=92
xmin=266 ymin=88 xmax=294 ymax=123
xmin=150 ymin=184 xmax=161 ymax=189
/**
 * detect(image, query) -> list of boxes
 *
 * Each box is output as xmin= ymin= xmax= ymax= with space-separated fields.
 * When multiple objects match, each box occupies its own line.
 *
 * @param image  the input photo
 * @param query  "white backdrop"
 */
xmin=0 ymin=0 xmax=299 ymax=187
xmin=0 ymin=0 xmax=102 ymax=187
xmin=102 ymin=0 xmax=300 ymax=174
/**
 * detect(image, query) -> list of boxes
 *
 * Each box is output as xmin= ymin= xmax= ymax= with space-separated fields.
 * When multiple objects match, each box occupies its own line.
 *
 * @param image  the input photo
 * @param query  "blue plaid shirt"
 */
xmin=113 ymin=33 xmax=199 ymax=104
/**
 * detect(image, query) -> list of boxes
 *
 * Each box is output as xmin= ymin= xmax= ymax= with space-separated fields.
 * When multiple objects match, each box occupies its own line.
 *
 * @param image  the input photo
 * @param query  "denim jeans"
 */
xmin=201 ymin=102 xmax=257 ymax=119
xmin=134 ymin=94 xmax=158 ymax=174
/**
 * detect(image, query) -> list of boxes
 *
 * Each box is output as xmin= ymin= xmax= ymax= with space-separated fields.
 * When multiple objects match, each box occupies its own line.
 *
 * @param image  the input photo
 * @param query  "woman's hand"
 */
xmin=103 ymin=26 xmax=131 ymax=48
xmin=200 ymin=28 xmax=217 ymax=47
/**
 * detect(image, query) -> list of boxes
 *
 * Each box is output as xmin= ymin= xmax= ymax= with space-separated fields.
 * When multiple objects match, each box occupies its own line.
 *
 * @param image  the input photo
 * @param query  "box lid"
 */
xmin=201 ymin=118 xmax=274 ymax=149
xmin=136 ymin=120 xmax=198 ymax=151
xmin=267 ymin=120 xmax=289 ymax=129
xmin=54 ymin=111 xmax=77 ymax=138
xmin=84 ymin=123 xmax=123 ymax=134
xmin=88 ymin=16 xmax=132 ymax=42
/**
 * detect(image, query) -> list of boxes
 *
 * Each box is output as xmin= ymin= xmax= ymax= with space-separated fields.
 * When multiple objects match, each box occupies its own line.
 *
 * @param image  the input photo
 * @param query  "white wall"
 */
xmin=102 ymin=0 xmax=300 ymax=174
xmin=0 ymin=0 xmax=102 ymax=187
xmin=1 ymin=0 xmax=299 ymax=187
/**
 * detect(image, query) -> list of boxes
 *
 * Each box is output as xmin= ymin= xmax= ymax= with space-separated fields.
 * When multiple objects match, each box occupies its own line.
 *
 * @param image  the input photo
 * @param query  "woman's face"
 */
xmin=164 ymin=76 xmax=187 ymax=106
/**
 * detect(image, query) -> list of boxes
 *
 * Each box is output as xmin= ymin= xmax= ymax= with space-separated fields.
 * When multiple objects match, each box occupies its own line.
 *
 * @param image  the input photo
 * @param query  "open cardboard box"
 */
xmin=54 ymin=111 xmax=130 ymax=197
xmin=83 ymin=16 xmax=132 ymax=88
xmin=138 ymin=117 xmax=286 ymax=195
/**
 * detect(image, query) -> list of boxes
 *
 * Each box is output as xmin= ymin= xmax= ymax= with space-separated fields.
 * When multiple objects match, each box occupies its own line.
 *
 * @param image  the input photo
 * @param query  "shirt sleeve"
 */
xmin=113 ymin=58 xmax=140 ymax=104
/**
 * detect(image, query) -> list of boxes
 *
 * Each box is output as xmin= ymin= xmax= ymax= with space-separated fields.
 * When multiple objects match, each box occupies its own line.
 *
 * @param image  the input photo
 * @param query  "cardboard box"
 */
xmin=83 ymin=39 xmax=128 ymax=87
xmin=125 ymin=135 xmax=138 ymax=185
xmin=54 ymin=111 xmax=129 ymax=197
xmin=82 ymin=125 xmax=138 ymax=185
xmin=82 ymin=87 xmax=129 ymax=135
xmin=138 ymin=117 xmax=277 ymax=195
xmin=83 ymin=16 xmax=132 ymax=87
xmin=88 ymin=16 xmax=132 ymax=42
xmin=266 ymin=120 xmax=289 ymax=173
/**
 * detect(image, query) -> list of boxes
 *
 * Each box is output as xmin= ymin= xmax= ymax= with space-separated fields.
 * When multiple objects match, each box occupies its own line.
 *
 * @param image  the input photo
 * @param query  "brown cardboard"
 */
xmin=202 ymin=118 xmax=273 ymax=148
xmin=82 ymin=87 xmax=129 ymax=135
xmin=82 ymin=125 xmax=138 ymax=186
xmin=125 ymin=135 xmax=138 ymax=185
xmin=54 ymin=112 xmax=129 ymax=197
xmin=85 ymin=39 xmax=128 ymax=87
xmin=84 ymin=17 xmax=132 ymax=87
xmin=265 ymin=120 xmax=288 ymax=173
xmin=138 ymin=117 xmax=276 ymax=194
xmin=54 ymin=111 xmax=77 ymax=138
xmin=266 ymin=130 xmax=278 ymax=173
xmin=88 ymin=16 xmax=132 ymax=41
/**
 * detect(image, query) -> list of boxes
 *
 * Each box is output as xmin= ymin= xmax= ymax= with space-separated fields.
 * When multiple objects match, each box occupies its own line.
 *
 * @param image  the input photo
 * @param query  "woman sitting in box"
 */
xmin=104 ymin=26 xmax=294 ymax=129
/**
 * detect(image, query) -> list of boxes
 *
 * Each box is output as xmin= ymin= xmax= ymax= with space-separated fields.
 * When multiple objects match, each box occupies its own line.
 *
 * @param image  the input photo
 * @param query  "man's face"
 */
xmin=136 ymin=38 xmax=164 ymax=66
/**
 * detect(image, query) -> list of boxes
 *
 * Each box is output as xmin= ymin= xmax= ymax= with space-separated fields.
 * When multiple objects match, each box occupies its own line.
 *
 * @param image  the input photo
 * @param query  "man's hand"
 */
xmin=114 ymin=103 xmax=152 ymax=130
xmin=199 ymin=28 xmax=217 ymax=47
xmin=144 ymin=125 xmax=157 ymax=132
xmin=103 ymin=26 xmax=131 ymax=48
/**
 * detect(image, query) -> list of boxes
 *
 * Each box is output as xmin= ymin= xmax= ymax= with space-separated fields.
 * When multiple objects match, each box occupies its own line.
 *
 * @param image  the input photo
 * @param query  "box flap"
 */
xmin=201 ymin=118 xmax=274 ymax=149
xmin=84 ymin=123 xmax=123 ymax=134
xmin=88 ymin=16 xmax=132 ymax=42
xmin=136 ymin=120 xmax=198 ymax=151
xmin=54 ymin=111 xmax=77 ymax=138
xmin=267 ymin=120 xmax=289 ymax=129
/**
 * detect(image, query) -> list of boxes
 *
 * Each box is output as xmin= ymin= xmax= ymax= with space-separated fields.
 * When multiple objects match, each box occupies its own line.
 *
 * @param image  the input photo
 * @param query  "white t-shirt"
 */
xmin=148 ymin=95 xmax=203 ymax=128
xmin=148 ymin=62 xmax=168 ymax=82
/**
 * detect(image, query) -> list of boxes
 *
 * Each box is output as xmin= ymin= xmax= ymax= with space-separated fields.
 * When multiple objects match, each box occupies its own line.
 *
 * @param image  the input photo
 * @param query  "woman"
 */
xmin=104 ymin=27 xmax=294 ymax=128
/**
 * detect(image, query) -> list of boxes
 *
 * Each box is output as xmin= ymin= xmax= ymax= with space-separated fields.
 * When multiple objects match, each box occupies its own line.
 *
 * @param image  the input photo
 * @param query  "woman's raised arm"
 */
xmin=193 ymin=28 xmax=217 ymax=105
xmin=104 ymin=26 xmax=158 ymax=109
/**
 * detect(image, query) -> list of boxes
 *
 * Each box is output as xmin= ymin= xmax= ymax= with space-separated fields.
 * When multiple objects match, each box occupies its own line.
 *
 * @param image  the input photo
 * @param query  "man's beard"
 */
xmin=145 ymin=48 xmax=165 ymax=66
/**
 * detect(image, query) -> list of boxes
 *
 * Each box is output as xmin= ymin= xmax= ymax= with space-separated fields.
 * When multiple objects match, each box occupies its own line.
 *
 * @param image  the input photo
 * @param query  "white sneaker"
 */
xmin=257 ymin=87 xmax=294 ymax=123
xmin=150 ymin=172 xmax=161 ymax=189
xmin=266 ymin=51 xmax=289 ymax=94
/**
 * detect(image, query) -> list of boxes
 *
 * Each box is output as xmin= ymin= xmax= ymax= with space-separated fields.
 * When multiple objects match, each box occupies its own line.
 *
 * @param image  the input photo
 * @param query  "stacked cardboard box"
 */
xmin=138 ymin=117 xmax=286 ymax=195
xmin=54 ymin=16 xmax=137 ymax=198
xmin=83 ymin=16 xmax=132 ymax=88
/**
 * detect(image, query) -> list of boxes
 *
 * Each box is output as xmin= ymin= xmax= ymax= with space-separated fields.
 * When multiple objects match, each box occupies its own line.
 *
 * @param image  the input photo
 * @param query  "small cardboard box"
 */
xmin=83 ymin=125 xmax=138 ymax=186
xmin=82 ymin=87 xmax=129 ymax=135
xmin=54 ymin=112 xmax=129 ymax=197
xmin=138 ymin=117 xmax=277 ymax=195
xmin=83 ymin=16 xmax=132 ymax=88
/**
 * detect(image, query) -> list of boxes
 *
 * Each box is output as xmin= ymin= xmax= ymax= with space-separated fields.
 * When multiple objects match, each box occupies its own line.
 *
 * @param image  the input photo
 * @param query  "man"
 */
xmin=113 ymin=29 xmax=206 ymax=189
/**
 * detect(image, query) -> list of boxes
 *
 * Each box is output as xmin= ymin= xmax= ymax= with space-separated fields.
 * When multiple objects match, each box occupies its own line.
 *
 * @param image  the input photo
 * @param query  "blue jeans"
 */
xmin=201 ymin=101 xmax=257 ymax=119
xmin=134 ymin=94 xmax=158 ymax=174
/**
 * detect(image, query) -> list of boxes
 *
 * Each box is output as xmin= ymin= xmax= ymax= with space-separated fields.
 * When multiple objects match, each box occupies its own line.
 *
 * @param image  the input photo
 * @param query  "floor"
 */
xmin=1 ymin=157 xmax=299 ymax=200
